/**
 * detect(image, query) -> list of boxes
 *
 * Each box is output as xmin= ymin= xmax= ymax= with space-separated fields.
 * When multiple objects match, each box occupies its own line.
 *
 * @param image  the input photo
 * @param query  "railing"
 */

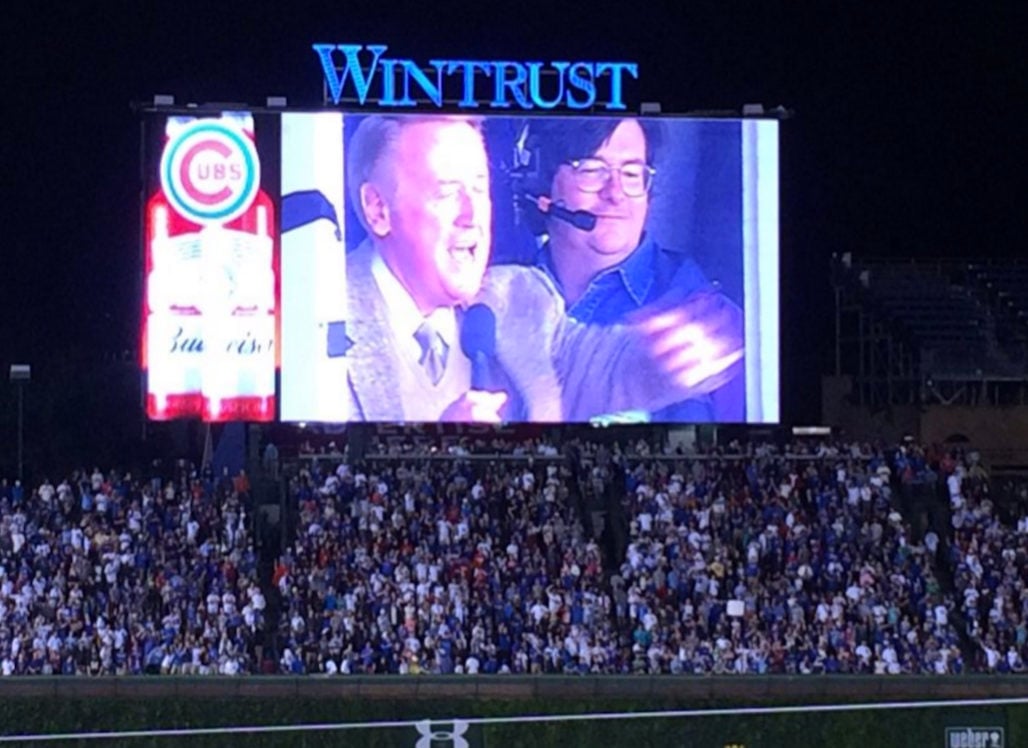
xmin=298 ymin=450 xmax=870 ymax=465
xmin=1 ymin=674 xmax=1027 ymax=701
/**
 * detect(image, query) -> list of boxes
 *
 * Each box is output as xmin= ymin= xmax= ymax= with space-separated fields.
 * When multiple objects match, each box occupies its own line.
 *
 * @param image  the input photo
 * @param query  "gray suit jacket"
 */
xmin=343 ymin=243 xmax=693 ymax=422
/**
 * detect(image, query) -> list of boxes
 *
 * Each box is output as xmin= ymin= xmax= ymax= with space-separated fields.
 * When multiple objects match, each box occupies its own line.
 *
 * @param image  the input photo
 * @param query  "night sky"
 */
xmin=0 ymin=2 xmax=1022 ymax=464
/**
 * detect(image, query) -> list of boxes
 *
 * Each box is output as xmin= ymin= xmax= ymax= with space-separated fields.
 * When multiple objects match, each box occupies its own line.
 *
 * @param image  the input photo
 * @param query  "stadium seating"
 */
xmin=2 ymin=439 xmax=1025 ymax=677
xmin=0 ymin=468 xmax=263 ymax=675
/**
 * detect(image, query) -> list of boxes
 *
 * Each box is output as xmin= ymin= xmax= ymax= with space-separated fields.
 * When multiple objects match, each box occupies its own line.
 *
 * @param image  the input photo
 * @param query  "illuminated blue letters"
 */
xmin=446 ymin=61 xmax=493 ymax=108
xmin=313 ymin=44 xmax=638 ymax=111
xmin=566 ymin=62 xmax=596 ymax=109
xmin=527 ymin=61 xmax=569 ymax=109
xmin=595 ymin=62 xmax=638 ymax=111
xmin=313 ymin=44 xmax=386 ymax=105
xmin=490 ymin=62 xmax=531 ymax=109
xmin=396 ymin=60 xmax=446 ymax=107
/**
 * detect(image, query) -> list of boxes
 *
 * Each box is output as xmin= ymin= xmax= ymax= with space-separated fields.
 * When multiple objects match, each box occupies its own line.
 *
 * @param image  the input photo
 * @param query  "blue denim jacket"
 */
xmin=536 ymin=234 xmax=717 ymax=422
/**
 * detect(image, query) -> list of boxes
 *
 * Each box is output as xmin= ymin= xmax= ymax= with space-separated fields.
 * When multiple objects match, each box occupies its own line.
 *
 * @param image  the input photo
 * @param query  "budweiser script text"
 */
xmin=169 ymin=325 xmax=274 ymax=355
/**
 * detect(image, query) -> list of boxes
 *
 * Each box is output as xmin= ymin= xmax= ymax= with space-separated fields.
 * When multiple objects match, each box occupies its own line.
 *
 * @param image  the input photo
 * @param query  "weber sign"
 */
xmin=945 ymin=727 xmax=1005 ymax=748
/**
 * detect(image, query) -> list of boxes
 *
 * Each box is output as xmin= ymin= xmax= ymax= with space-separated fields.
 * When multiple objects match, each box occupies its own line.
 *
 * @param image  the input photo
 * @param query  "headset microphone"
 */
xmin=521 ymin=193 xmax=597 ymax=232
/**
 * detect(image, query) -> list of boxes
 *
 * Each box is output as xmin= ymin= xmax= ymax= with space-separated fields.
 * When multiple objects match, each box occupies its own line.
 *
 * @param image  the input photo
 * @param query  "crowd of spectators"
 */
xmin=612 ymin=445 xmax=963 ymax=675
xmin=280 ymin=436 xmax=1015 ymax=676
xmin=3 ymin=434 xmax=1027 ymax=678
xmin=946 ymin=457 xmax=1028 ymax=672
xmin=0 ymin=466 xmax=263 ymax=676
xmin=278 ymin=454 xmax=611 ymax=675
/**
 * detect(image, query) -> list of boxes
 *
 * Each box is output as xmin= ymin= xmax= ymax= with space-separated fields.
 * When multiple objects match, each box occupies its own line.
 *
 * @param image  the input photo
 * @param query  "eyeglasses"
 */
xmin=565 ymin=158 xmax=656 ymax=197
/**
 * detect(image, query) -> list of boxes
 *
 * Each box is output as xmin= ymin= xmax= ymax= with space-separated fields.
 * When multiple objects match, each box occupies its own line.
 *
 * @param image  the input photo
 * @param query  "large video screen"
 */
xmin=143 ymin=110 xmax=778 ymax=424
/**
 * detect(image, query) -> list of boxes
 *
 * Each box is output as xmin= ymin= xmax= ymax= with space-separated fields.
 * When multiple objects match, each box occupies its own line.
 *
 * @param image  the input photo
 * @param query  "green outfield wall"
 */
xmin=0 ymin=676 xmax=1023 ymax=747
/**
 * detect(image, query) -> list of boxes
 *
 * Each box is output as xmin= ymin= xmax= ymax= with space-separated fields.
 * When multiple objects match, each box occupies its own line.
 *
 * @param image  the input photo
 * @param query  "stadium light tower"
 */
xmin=9 ymin=364 xmax=30 ymax=482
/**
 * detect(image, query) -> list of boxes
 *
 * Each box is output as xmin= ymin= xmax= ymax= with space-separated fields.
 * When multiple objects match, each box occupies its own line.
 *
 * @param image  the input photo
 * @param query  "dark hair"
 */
xmin=516 ymin=117 xmax=662 ymax=236
xmin=528 ymin=117 xmax=664 ymax=193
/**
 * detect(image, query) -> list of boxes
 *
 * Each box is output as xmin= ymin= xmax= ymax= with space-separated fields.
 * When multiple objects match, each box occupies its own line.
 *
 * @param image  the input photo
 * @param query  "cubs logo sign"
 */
xmin=159 ymin=118 xmax=260 ymax=224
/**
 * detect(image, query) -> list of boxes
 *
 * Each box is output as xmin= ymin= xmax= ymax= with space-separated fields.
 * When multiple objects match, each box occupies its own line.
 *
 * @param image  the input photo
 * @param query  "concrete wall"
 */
xmin=822 ymin=375 xmax=1028 ymax=464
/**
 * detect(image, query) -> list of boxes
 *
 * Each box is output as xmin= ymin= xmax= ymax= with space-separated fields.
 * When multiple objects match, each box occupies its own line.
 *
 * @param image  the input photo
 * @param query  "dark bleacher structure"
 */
xmin=971 ymin=260 xmax=1028 ymax=370
xmin=827 ymin=256 xmax=1028 ymax=471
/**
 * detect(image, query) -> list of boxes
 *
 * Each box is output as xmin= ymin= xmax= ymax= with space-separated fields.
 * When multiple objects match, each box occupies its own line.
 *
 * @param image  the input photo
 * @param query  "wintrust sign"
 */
xmin=314 ymin=44 xmax=638 ymax=110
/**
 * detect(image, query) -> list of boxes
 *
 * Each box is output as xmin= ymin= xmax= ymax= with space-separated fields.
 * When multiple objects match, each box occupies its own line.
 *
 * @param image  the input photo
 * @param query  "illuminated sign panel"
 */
xmin=142 ymin=110 xmax=779 ymax=424
xmin=142 ymin=112 xmax=279 ymax=422
xmin=313 ymin=44 xmax=639 ymax=110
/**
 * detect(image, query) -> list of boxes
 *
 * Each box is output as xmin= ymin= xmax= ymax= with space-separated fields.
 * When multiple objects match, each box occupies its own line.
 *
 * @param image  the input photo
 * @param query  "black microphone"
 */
xmin=522 ymin=193 xmax=597 ymax=232
xmin=460 ymin=303 xmax=498 ymax=391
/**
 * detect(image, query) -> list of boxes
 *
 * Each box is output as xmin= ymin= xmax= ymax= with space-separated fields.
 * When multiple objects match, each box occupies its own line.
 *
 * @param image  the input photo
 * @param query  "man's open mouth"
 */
xmin=450 ymin=241 xmax=478 ymax=260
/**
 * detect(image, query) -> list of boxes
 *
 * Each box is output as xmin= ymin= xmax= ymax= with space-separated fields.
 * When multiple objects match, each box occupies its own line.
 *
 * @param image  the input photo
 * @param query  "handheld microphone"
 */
xmin=460 ymin=303 xmax=498 ymax=391
xmin=522 ymin=193 xmax=597 ymax=232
